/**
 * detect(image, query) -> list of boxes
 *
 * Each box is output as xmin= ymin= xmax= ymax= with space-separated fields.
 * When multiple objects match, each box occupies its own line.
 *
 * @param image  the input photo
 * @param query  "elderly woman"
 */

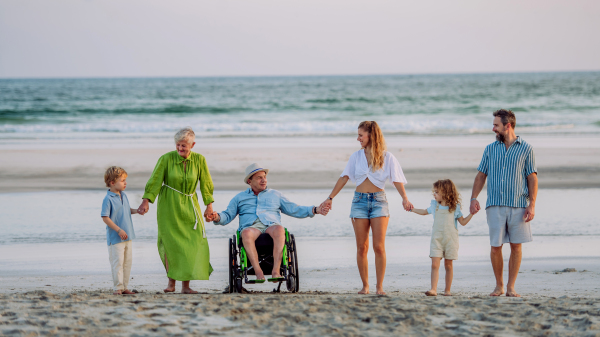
xmin=137 ymin=127 xmax=215 ymax=294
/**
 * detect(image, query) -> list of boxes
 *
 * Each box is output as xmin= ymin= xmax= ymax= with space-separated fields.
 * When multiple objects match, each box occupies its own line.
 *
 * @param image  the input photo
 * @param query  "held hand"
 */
xmin=203 ymin=203 xmax=214 ymax=222
xmin=119 ymin=230 xmax=128 ymax=240
xmin=321 ymin=199 xmax=332 ymax=211
xmin=316 ymin=204 xmax=330 ymax=216
xmin=470 ymin=199 xmax=480 ymax=215
xmin=402 ymin=199 xmax=414 ymax=212
xmin=138 ymin=199 xmax=149 ymax=215
xmin=211 ymin=212 xmax=220 ymax=223
xmin=524 ymin=204 xmax=535 ymax=222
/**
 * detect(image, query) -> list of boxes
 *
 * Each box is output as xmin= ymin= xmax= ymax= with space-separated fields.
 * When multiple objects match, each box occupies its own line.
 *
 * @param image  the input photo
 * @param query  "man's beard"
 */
xmin=496 ymin=132 xmax=505 ymax=143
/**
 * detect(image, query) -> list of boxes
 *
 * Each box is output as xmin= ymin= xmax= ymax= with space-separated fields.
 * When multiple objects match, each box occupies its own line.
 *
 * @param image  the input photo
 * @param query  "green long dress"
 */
xmin=143 ymin=151 xmax=214 ymax=281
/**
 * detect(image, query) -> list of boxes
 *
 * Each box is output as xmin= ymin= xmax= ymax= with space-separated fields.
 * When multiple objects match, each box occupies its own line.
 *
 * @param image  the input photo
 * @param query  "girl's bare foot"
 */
xmin=113 ymin=290 xmax=122 ymax=295
xmin=425 ymin=290 xmax=437 ymax=296
xmin=122 ymin=290 xmax=135 ymax=295
xmin=358 ymin=286 xmax=369 ymax=294
xmin=443 ymin=291 xmax=452 ymax=296
xmin=376 ymin=288 xmax=386 ymax=295
xmin=489 ymin=286 xmax=505 ymax=296
xmin=181 ymin=288 xmax=198 ymax=294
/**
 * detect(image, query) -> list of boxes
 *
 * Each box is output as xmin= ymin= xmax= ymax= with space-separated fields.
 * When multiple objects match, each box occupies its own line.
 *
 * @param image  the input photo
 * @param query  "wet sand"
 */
xmin=1 ymin=135 xmax=600 ymax=192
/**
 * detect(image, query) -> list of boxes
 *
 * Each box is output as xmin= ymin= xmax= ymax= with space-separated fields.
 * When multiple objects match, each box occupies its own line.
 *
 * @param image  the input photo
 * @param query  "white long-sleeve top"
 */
xmin=340 ymin=149 xmax=407 ymax=189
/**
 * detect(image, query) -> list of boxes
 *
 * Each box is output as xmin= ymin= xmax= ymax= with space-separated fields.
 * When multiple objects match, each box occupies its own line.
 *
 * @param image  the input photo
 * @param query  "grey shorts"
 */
xmin=486 ymin=206 xmax=533 ymax=247
xmin=243 ymin=218 xmax=268 ymax=234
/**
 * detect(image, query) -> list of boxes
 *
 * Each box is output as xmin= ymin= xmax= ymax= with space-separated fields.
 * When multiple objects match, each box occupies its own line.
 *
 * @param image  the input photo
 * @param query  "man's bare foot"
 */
xmin=425 ymin=290 xmax=437 ymax=296
xmin=122 ymin=290 xmax=135 ymax=295
xmin=181 ymin=288 xmax=198 ymax=294
xmin=506 ymin=290 xmax=521 ymax=297
xmin=256 ymin=271 xmax=266 ymax=281
xmin=113 ymin=290 xmax=122 ymax=295
xmin=489 ymin=286 xmax=505 ymax=296
xmin=376 ymin=288 xmax=386 ymax=295
xmin=358 ymin=286 xmax=369 ymax=294
xmin=443 ymin=291 xmax=452 ymax=296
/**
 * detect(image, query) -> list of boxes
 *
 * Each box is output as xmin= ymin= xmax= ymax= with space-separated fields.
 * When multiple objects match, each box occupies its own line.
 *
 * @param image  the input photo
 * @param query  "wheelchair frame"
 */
xmin=228 ymin=228 xmax=299 ymax=293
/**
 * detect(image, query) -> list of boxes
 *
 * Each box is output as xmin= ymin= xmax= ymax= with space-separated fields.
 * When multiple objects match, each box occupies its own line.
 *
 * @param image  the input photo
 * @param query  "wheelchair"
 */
xmin=227 ymin=228 xmax=299 ymax=293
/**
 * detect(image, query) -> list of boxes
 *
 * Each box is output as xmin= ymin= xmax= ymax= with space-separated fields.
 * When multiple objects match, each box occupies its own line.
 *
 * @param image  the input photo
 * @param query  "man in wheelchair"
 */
xmin=212 ymin=163 xmax=329 ymax=282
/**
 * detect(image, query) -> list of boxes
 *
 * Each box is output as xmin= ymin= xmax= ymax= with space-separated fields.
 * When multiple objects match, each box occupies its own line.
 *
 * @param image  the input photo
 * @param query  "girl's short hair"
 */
xmin=358 ymin=121 xmax=387 ymax=171
xmin=104 ymin=166 xmax=127 ymax=187
xmin=174 ymin=127 xmax=196 ymax=144
xmin=433 ymin=179 xmax=461 ymax=212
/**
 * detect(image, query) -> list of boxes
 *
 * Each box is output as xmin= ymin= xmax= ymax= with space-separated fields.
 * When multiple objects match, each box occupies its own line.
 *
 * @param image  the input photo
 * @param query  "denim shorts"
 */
xmin=349 ymin=191 xmax=390 ymax=219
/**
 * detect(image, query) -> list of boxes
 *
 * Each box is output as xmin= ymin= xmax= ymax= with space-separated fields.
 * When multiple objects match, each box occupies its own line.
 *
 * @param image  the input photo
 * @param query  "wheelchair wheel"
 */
xmin=286 ymin=234 xmax=299 ymax=293
xmin=235 ymin=278 xmax=243 ymax=293
xmin=228 ymin=238 xmax=234 ymax=293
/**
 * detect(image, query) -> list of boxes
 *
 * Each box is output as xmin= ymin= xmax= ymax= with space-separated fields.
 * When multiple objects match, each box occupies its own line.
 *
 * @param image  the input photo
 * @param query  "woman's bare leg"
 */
xmin=352 ymin=219 xmax=371 ymax=294
xmin=370 ymin=216 xmax=389 ymax=295
xmin=164 ymin=255 xmax=176 ymax=293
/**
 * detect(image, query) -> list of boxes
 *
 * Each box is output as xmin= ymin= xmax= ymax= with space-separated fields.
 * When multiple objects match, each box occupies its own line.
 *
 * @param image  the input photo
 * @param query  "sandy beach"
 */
xmin=1 ymin=236 xmax=600 ymax=336
xmin=2 ymin=291 xmax=600 ymax=336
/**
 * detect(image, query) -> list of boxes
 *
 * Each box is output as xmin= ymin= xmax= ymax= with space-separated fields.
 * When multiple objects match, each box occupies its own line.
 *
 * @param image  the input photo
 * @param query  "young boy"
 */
xmin=101 ymin=166 xmax=140 ymax=295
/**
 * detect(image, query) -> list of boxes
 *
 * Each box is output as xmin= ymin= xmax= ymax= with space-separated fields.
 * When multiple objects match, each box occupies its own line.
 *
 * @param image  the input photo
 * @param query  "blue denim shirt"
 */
xmin=214 ymin=188 xmax=315 ymax=231
xmin=101 ymin=190 xmax=136 ymax=246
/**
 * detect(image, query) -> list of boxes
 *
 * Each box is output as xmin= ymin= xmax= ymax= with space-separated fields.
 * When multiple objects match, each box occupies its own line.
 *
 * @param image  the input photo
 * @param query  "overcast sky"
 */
xmin=0 ymin=0 xmax=599 ymax=78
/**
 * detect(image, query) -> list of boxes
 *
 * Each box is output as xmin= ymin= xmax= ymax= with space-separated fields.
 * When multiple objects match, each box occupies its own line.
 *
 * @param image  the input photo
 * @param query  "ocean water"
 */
xmin=0 ymin=188 xmax=596 ymax=245
xmin=1 ymin=72 xmax=600 ymax=138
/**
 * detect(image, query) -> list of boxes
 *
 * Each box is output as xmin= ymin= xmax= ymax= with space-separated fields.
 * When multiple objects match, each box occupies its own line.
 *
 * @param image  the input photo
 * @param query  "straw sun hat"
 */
xmin=244 ymin=163 xmax=269 ymax=184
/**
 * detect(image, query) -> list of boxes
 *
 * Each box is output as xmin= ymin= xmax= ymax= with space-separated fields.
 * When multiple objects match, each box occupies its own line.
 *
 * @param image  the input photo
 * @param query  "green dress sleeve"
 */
xmin=143 ymin=154 xmax=167 ymax=203
xmin=198 ymin=155 xmax=214 ymax=205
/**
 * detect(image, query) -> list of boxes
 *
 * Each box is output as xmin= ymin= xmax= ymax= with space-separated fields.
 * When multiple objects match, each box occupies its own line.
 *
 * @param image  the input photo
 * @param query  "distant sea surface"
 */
xmin=1 ymin=72 xmax=600 ymax=138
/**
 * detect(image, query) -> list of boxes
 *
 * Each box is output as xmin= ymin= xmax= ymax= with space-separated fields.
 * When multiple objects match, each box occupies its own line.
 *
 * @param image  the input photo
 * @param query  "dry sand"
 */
xmin=1 ymin=135 xmax=600 ymax=192
xmin=2 ymin=291 xmax=600 ymax=336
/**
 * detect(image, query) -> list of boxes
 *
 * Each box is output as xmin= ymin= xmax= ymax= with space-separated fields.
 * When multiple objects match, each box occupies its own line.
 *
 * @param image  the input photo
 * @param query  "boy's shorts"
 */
xmin=486 ymin=206 xmax=533 ymax=247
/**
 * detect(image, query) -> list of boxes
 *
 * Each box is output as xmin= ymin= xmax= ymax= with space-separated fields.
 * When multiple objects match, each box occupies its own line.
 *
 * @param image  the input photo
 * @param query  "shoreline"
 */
xmin=2 ymin=134 xmax=600 ymax=193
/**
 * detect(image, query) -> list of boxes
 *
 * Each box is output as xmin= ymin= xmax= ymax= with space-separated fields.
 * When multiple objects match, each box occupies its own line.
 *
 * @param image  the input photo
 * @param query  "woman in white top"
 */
xmin=321 ymin=121 xmax=414 ymax=295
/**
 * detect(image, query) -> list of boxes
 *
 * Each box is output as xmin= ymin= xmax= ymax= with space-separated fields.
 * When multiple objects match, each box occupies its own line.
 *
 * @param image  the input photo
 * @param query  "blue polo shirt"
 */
xmin=101 ymin=190 xmax=136 ymax=246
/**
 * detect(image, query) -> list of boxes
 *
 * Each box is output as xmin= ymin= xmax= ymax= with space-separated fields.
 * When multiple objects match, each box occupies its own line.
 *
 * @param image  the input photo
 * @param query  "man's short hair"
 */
xmin=493 ymin=109 xmax=516 ymax=129
xmin=104 ymin=166 xmax=127 ymax=187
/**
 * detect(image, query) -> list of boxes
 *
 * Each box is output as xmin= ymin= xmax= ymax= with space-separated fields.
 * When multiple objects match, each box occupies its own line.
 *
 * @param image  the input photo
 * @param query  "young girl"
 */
xmin=321 ymin=121 xmax=413 ymax=295
xmin=411 ymin=179 xmax=474 ymax=296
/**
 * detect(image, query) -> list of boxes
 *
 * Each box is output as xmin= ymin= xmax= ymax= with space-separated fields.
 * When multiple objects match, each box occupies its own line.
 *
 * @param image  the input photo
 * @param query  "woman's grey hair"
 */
xmin=174 ymin=127 xmax=196 ymax=144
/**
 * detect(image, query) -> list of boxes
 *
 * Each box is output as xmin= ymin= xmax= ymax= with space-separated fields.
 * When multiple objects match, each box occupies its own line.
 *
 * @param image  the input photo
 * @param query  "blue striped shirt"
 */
xmin=477 ymin=136 xmax=537 ymax=209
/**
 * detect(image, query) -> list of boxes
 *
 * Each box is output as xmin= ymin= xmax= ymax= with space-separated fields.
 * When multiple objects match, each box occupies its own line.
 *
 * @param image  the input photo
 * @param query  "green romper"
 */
xmin=143 ymin=151 xmax=215 ymax=281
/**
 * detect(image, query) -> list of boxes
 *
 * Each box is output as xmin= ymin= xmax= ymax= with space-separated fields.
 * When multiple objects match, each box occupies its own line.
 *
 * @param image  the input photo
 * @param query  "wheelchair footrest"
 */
xmin=246 ymin=279 xmax=266 ymax=284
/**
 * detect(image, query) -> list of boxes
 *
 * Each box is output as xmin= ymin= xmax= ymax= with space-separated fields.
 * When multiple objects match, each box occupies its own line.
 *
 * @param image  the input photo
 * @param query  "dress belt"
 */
xmin=162 ymin=184 xmax=206 ymax=238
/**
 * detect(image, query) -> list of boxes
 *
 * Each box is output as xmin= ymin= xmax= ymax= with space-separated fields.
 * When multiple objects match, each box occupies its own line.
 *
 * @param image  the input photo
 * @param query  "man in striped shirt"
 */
xmin=470 ymin=109 xmax=538 ymax=298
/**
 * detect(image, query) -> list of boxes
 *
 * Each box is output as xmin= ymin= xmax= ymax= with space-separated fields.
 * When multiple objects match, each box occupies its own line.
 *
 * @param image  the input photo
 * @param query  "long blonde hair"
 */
xmin=358 ymin=121 xmax=386 ymax=171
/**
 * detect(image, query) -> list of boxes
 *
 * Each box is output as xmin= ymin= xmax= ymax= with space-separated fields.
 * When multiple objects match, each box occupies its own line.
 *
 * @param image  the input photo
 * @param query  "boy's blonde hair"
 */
xmin=433 ymin=179 xmax=461 ymax=212
xmin=104 ymin=166 xmax=127 ymax=187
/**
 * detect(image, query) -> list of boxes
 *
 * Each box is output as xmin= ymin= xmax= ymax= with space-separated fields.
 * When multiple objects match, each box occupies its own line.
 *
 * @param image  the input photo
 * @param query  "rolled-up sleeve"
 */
xmin=280 ymin=194 xmax=315 ymax=219
xmin=388 ymin=153 xmax=408 ymax=184
xmin=340 ymin=152 xmax=357 ymax=183
xmin=524 ymin=148 xmax=537 ymax=177
xmin=214 ymin=196 xmax=239 ymax=226
xmin=477 ymin=147 xmax=490 ymax=175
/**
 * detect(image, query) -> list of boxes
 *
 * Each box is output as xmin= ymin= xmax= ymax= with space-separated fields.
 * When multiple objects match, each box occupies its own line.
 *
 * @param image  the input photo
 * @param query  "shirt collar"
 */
xmin=246 ymin=187 xmax=269 ymax=195
xmin=176 ymin=152 xmax=194 ymax=164
xmin=106 ymin=190 xmax=120 ymax=197
xmin=495 ymin=135 xmax=522 ymax=146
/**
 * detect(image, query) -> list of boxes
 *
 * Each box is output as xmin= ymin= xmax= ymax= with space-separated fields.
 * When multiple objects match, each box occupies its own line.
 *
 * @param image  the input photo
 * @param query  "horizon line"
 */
xmin=1 ymin=69 xmax=599 ymax=81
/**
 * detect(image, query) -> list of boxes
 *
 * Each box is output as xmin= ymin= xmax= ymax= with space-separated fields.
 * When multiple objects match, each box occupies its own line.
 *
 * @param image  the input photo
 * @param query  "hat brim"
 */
xmin=244 ymin=168 xmax=269 ymax=184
